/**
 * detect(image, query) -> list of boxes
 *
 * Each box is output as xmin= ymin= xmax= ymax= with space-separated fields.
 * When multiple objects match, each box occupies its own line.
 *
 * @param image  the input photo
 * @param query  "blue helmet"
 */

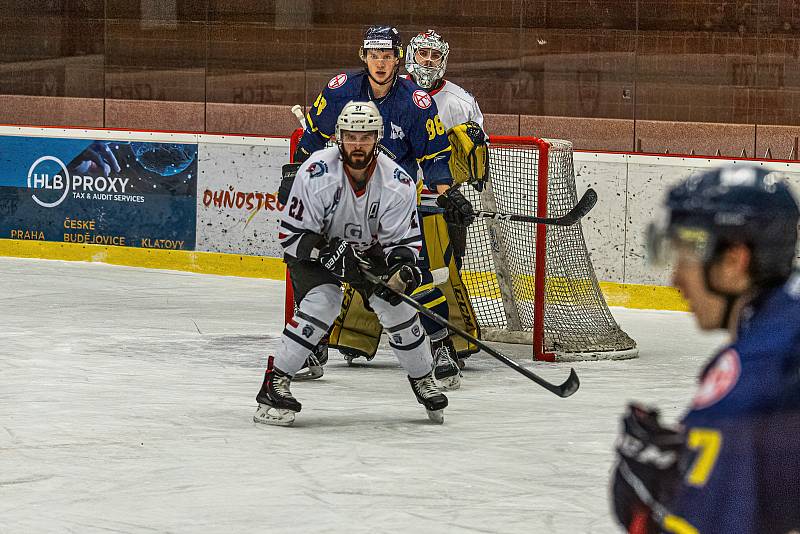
xmin=360 ymin=25 xmax=403 ymax=59
xmin=650 ymin=164 xmax=799 ymax=287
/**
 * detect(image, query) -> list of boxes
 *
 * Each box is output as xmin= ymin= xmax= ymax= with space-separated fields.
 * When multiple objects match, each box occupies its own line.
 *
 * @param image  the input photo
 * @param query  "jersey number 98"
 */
xmin=425 ymin=116 xmax=446 ymax=140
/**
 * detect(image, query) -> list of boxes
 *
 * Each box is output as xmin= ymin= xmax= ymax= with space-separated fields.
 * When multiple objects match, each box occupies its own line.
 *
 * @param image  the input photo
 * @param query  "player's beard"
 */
xmin=344 ymin=146 xmax=376 ymax=170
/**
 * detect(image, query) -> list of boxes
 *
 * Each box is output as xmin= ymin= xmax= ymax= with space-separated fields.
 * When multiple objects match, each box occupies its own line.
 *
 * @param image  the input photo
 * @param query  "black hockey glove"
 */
xmin=374 ymin=248 xmax=422 ymax=306
xmin=278 ymin=163 xmax=301 ymax=206
xmin=611 ymin=404 xmax=684 ymax=533
xmin=318 ymin=237 xmax=372 ymax=291
xmin=437 ymin=187 xmax=475 ymax=227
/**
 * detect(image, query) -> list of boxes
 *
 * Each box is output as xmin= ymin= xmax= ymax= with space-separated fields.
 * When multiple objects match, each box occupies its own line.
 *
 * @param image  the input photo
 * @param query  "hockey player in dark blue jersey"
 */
xmin=289 ymin=26 xmax=479 ymax=388
xmin=612 ymin=164 xmax=800 ymax=534
xmin=294 ymin=26 xmax=452 ymax=186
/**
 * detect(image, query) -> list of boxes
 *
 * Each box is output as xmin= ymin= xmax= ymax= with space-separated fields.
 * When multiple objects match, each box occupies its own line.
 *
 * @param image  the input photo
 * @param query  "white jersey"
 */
xmin=401 ymin=75 xmax=485 ymax=132
xmin=279 ymin=146 xmax=422 ymax=261
xmin=428 ymin=79 xmax=485 ymax=132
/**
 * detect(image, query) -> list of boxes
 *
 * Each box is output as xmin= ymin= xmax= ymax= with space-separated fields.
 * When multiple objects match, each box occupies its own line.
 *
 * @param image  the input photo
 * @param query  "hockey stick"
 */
xmin=361 ymin=270 xmax=580 ymax=398
xmin=419 ymin=187 xmax=598 ymax=226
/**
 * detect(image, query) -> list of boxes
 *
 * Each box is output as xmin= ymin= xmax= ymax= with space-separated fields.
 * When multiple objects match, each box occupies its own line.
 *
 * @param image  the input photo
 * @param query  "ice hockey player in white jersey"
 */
xmin=253 ymin=101 xmax=448 ymax=426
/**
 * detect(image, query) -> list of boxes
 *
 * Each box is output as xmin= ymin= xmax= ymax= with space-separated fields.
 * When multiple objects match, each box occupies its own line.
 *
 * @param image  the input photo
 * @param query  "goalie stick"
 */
xmin=419 ymin=187 xmax=598 ymax=227
xmin=361 ymin=269 xmax=580 ymax=398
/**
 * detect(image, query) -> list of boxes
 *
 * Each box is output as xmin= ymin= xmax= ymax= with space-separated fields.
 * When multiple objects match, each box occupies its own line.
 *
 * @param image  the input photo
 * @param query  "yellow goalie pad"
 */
xmin=329 ymin=213 xmax=480 ymax=358
xmin=447 ymin=121 xmax=489 ymax=189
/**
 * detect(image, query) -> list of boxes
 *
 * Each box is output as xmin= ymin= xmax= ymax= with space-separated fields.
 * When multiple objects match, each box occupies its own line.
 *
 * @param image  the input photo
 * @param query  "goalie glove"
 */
xmin=318 ymin=237 xmax=373 ymax=292
xmin=447 ymin=121 xmax=489 ymax=191
xmin=436 ymin=187 xmax=475 ymax=227
xmin=374 ymin=248 xmax=422 ymax=306
xmin=611 ymin=404 xmax=685 ymax=533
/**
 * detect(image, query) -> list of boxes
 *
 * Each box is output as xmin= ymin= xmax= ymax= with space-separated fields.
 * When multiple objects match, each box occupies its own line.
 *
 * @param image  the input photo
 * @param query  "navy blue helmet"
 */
xmin=360 ymin=25 xmax=403 ymax=59
xmin=649 ymin=164 xmax=799 ymax=287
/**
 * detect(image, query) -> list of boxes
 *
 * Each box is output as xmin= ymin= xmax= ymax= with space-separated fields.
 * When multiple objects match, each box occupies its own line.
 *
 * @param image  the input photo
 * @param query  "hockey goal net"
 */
xmin=462 ymin=135 xmax=638 ymax=362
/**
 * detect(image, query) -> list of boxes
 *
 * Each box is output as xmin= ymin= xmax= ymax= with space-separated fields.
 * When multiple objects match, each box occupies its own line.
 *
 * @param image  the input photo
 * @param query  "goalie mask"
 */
xmin=336 ymin=101 xmax=384 ymax=169
xmin=406 ymin=30 xmax=449 ymax=89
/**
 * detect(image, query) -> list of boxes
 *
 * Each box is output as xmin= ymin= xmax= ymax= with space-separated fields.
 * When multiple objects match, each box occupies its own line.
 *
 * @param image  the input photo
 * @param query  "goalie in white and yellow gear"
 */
xmin=406 ymin=29 xmax=489 ymax=265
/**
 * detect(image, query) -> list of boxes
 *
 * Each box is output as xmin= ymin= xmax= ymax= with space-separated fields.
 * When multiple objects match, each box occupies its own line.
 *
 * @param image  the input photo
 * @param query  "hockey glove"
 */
xmin=278 ymin=163 xmax=301 ymax=206
xmin=318 ymin=237 xmax=372 ymax=291
xmin=437 ymin=187 xmax=475 ymax=227
xmin=374 ymin=248 xmax=422 ymax=306
xmin=611 ymin=404 xmax=684 ymax=533
xmin=447 ymin=121 xmax=489 ymax=191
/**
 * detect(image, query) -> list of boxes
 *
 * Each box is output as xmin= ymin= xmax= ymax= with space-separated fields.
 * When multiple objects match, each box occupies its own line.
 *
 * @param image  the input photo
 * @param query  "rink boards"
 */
xmin=1 ymin=124 xmax=799 ymax=311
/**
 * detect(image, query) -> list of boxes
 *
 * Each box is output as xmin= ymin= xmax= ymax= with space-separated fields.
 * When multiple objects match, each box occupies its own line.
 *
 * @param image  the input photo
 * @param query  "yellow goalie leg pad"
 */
xmin=421 ymin=213 xmax=480 ymax=356
xmin=329 ymin=213 xmax=480 ymax=358
xmin=329 ymin=284 xmax=382 ymax=359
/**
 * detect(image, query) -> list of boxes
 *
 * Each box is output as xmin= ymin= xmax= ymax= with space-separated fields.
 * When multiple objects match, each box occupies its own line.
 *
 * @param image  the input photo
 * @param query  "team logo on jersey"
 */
xmin=390 ymin=122 xmax=405 ymax=140
xmin=392 ymin=334 xmax=403 ymax=344
xmin=307 ymin=161 xmax=328 ymax=178
xmin=393 ymin=168 xmax=413 ymax=186
xmin=411 ymin=325 xmax=420 ymax=337
xmin=328 ymin=73 xmax=347 ymax=89
xmin=344 ymin=223 xmax=362 ymax=240
xmin=368 ymin=201 xmax=379 ymax=219
xmin=692 ymin=349 xmax=741 ymax=410
xmin=412 ymin=90 xmax=432 ymax=109
xmin=301 ymin=325 xmax=314 ymax=338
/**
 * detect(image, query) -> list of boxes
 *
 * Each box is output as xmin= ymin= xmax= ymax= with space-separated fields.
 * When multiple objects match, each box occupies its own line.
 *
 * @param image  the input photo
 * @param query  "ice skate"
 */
xmin=432 ymin=337 xmax=461 ymax=391
xmin=342 ymin=348 xmax=375 ymax=366
xmin=408 ymin=371 xmax=448 ymax=424
xmin=293 ymin=341 xmax=328 ymax=381
xmin=254 ymin=356 xmax=301 ymax=427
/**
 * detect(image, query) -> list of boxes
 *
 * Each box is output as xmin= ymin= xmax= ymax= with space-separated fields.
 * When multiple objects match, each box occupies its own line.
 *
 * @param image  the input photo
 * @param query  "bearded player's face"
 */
xmin=341 ymin=130 xmax=378 ymax=170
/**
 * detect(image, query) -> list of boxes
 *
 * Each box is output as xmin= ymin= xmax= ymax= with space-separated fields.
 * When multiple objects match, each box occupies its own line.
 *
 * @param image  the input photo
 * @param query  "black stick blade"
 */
xmin=554 ymin=368 xmax=581 ymax=398
xmin=557 ymin=188 xmax=598 ymax=226
xmin=573 ymin=188 xmax=598 ymax=219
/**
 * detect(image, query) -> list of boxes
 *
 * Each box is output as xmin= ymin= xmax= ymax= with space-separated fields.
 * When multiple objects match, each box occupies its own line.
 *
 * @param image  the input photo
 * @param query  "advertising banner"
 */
xmin=195 ymin=142 xmax=288 ymax=257
xmin=0 ymin=136 xmax=197 ymax=250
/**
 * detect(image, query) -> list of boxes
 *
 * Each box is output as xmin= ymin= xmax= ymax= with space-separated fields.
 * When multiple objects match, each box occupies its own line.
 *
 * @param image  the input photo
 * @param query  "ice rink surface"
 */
xmin=0 ymin=257 xmax=727 ymax=533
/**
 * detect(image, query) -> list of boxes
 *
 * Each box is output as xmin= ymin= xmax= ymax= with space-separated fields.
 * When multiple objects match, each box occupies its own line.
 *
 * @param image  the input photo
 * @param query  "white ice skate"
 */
xmin=253 ymin=403 xmax=297 ymax=427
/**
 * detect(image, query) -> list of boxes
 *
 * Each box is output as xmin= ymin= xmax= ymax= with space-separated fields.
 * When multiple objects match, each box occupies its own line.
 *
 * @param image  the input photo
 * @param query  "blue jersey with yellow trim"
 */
xmin=295 ymin=70 xmax=452 ymax=189
xmin=667 ymin=272 xmax=800 ymax=534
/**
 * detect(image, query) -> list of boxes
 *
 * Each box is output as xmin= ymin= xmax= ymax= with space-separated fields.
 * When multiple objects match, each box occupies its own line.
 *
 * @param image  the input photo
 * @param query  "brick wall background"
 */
xmin=0 ymin=0 xmax=799 ymax=156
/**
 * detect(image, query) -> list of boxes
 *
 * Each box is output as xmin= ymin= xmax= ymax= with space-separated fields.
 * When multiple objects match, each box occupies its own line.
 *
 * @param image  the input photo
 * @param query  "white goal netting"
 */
xmin=461 ymin=137 xmax=638 ymax=362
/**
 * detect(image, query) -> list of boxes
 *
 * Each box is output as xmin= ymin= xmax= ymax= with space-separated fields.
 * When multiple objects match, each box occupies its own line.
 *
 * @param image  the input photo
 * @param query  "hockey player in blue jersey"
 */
xmin=611 ymin=164 xmax=800 ymax=533
xmin=288 ymin=25 xmax=479 ymax=389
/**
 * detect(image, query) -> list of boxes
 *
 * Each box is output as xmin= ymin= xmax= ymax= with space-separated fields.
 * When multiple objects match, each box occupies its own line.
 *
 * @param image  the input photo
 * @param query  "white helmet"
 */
xmin=405 ymin=30 xmax=449 ymax=89
xmin=335 ymin=101 xmax=384 ymax=144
